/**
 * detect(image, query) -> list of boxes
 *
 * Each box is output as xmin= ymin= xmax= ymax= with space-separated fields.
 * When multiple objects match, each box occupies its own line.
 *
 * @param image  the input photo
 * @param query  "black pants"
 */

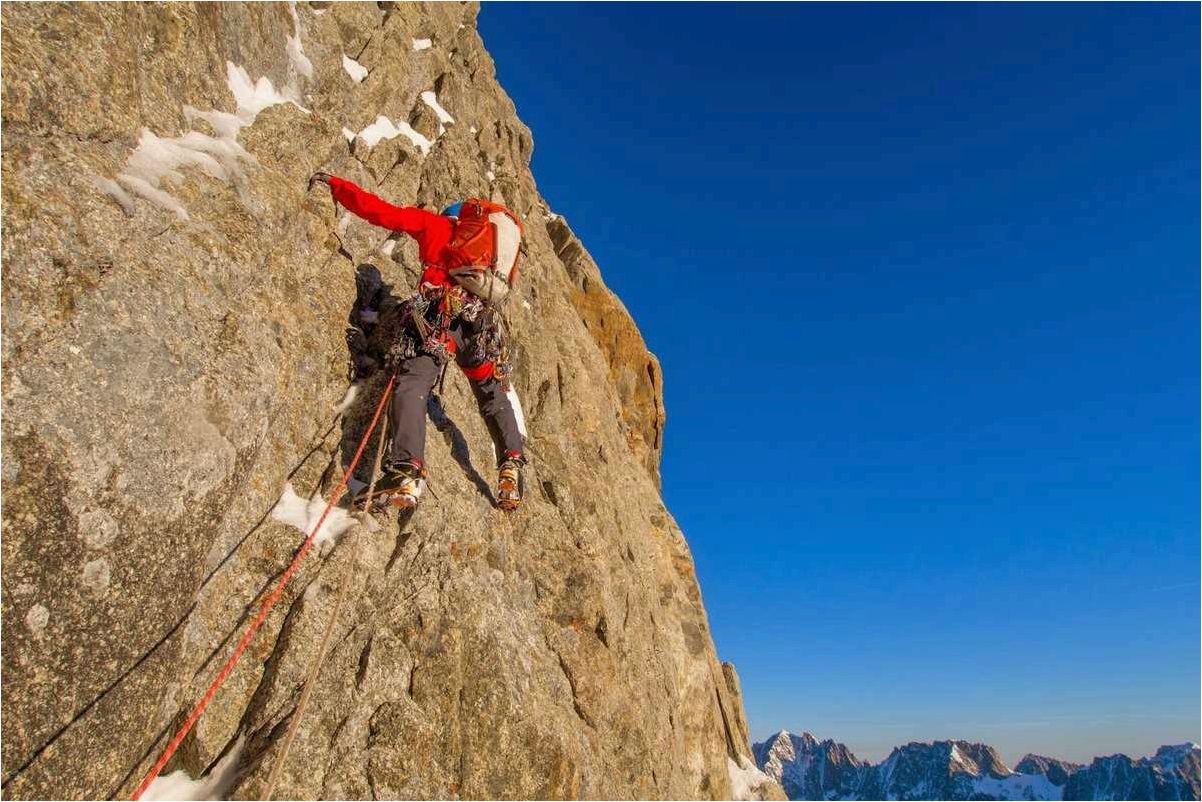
xmin=388 ymin=315 xmax=524 ymax=468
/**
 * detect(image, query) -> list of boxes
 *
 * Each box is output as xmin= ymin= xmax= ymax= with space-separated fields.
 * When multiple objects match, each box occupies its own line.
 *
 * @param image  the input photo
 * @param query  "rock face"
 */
xmin=1062 ymin=745 xmax=1200 ymax=802
xmin=1015 ymin=755 xmax=1083 ymax=788
xmin=0 ymin=3 xmax=777 ymax=799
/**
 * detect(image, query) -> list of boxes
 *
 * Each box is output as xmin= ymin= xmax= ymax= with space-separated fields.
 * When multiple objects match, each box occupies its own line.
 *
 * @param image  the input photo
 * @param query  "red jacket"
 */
xmin=328 ymin=176 xmax=456 ymax=289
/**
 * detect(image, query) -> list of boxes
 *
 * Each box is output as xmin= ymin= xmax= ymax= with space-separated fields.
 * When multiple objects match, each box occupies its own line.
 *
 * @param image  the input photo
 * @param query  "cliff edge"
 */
xmin=1 ymin=3 xmax=777 ymax=799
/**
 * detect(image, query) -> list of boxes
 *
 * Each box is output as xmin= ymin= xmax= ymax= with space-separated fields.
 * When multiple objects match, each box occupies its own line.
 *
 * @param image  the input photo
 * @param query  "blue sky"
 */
xmin=480 ymin=3 xmax=1200 ymax=765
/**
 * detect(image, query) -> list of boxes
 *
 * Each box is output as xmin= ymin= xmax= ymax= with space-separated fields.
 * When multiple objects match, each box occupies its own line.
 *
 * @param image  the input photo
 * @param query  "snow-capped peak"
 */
xmin=1153 ymin=742 xmax=1201 ymax=771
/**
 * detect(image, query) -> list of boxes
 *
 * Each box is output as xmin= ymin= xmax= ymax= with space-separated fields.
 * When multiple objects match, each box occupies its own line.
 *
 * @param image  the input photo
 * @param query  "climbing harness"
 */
xmin=130 ymin=374 xmax=397 ymax=801
xmin=385 ymin=288 xmax=478 ymax=362
xmin=382 ymin=285 xmax=513 ymax=389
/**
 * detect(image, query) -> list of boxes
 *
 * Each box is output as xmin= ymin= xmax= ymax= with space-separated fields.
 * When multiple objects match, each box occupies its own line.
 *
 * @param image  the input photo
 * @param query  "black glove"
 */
xmin=308 ymin=171 xmax=333 ymax=191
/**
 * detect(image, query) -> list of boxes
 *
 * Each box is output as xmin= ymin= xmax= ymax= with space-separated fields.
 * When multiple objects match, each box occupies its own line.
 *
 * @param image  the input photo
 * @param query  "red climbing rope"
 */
xmin=131 ymin=374 xmax=396 ymax=800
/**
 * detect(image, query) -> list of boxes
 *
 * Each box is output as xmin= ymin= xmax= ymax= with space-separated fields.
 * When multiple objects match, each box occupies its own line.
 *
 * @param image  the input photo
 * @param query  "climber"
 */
xmin=309 ymin=172 xmax=526 ymax=511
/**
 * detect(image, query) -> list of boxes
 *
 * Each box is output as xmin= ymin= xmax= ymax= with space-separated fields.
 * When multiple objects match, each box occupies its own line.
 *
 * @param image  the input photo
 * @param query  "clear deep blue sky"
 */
xmin=479 ymin=3 xmax=1200 ymax=765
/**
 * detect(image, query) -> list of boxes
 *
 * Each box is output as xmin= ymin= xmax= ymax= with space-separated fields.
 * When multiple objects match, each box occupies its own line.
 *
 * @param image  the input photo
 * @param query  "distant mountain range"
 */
xmin=753 ymin=730 xmax=1199 ymax=801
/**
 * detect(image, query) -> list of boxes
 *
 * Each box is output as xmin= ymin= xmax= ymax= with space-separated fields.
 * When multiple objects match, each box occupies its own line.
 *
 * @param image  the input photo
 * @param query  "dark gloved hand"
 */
xmin=308 ymin=171 xmax=333 ymax=191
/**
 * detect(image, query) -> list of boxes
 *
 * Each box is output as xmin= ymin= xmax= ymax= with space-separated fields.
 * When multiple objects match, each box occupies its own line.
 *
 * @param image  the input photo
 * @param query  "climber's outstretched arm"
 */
xmin=324 ymin=175 xmax=447 ymax=239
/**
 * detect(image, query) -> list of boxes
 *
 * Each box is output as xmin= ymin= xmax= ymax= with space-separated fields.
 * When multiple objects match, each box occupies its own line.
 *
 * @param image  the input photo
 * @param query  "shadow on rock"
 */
xmin=427 ymin=393 xmax=494 ymax=504
xmin=336 ymin=262 xmax=399 ymax=488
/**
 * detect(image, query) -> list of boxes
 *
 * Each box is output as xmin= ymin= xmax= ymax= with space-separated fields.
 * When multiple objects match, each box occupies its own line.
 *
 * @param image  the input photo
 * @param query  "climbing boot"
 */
xmin=496 ymin=452 xmax=525 ymax=511
xmin=373 ymin=459 xmax=425 ymax=509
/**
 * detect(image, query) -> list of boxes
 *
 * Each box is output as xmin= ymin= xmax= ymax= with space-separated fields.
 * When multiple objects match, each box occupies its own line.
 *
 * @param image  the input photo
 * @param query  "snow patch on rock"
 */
xmin=420 ymin=90 xmax=455 ymax=134
xmin=355 ymin=115 xmax=432 ymax=154
xmin=271 ymin=483 xmax=356 ymax=554
xmin=728 ymin=756 xmax=777 ymax=801
xmin=342 ymin=54 xmax=368 ymax=82
xmin=973 ymin=772 xmax=1061 ymax=801
xmin=91 ymin=176 xmax=135 ymax=216
xmin=142 ymin=737 xmax=245 ymax=801
xmin=107 ymin=61 xmax=306 ymax=219
xmin=226 ymin=62 xmax=307 ymax=119
xmin=286 ymin=1 xmax=313 ymax=79
xmin=332 ymin=383 xmax=360 ymax=415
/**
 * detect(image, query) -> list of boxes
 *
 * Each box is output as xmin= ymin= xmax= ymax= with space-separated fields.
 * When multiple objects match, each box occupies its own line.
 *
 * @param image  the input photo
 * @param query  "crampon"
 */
xmin=496 ymin=454 xmax=524 ymax=511
xmin=355 ymin=461 xmax=425 ymax=511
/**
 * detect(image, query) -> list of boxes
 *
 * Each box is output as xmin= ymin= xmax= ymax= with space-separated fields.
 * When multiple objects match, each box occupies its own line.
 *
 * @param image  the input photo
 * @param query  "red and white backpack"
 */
xmin=444 ymin=199 xmax=524 ymax=304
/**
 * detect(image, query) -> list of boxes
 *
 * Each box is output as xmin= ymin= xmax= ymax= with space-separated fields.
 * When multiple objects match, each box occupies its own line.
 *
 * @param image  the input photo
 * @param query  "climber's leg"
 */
xmin=387 ymin=353 xmax=442 ymax=466
xmin=465 ymin=371 xmax=525 ymax=464
xmin=465 ymin=370 xmax=526 ymax=511
xmin=449 ymin=314 xmax=524 ymax=464
xmin=448 ymin=313 xmax=526 ymax=510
